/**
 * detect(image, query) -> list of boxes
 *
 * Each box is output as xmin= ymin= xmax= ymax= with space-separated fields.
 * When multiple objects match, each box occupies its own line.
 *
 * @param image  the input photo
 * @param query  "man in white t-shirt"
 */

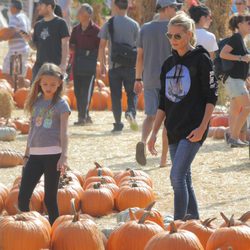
xmin=2 ymin=0 xmax=30 ymax=88
xmin=189 ymin=4 xmax=218 ymax=59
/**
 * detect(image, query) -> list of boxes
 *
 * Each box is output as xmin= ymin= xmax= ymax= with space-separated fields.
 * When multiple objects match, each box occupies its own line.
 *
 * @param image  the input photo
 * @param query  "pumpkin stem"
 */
xmin=228 ymin=215 xmax=235 ymax=227
xmin=131 ymin=183 xmax=138 ymax=188
xmin=71 ymin=198 xmax=80 ymax=222
xmin=129 ymin=208 xmax=137 ymax=221
xmin=169 ymin=221 xmax=178 ymax=234
xmin=100 ymin=178 xmax=107 ymax=184
xmin=93 ymin=182 xmax=101 ymax=189
xmin=130 ymin=169 xmax=136 ymax=177
xmin=239 ymin=211 xmax=250 ymax=223
xmin=125 ymin=168 xmax=131 ymax=171
xmin=145 ymin=201 xmax=156 ymax=211
xmin=94 ymin=162 xmax=102 ymax=169
xmin=138 ymin=211 xmax=151 ymax=224
xmin=202 ymin=217 xmax=216 ymax=227
xmin=220 ymin=212 xmax=230 ymax=225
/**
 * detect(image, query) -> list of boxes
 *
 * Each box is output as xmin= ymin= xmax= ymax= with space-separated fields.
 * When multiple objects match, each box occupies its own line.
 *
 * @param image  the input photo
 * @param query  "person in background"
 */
xmin=21 ymin=0 xmax=70 ymax=81
xmin=182 ymin=0 xmax=199 ymax=13
xmin=2 ymin=0 xmax=30 ymax=88
xmin=57 ymin=0 xmax=72 ymax=30
xmin=98 ymin=0 xmax=140 ymax=133
xmin=18 ymin=63 xmax=71 ymax=226
xmin=220 ymin=14 xmax=250 ymax=147
xmin=70 ymin=4 xmax=100 ymax=125
xmin=134 ymin=0 xmax=181 ymax=167
xmin=148 ymin=13 xmax=217 ymax=220
xmin=235 ymin=0 xmax=248 ymax=15
xmin=189 ymin=5 xmax=218 ymax=59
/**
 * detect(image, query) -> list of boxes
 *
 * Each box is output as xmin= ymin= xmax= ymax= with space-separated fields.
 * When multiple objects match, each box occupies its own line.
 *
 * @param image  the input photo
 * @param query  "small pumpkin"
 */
xmin=13 ymin=118 xmax=30 ymax=134
xmin=115 ymin=182 xmax=155 ymax=211
xmin=0 ymin=211 xmax=51 ymax=250
xmin=81 ymin=183 xmax=114 ymax=217
xmin=90 ymin=88 xmax=109 ymax=111
xmin=85 ymin=162 xmax=114 ymax=180
xmin=0 ymin=149 xmax=23 ymax=168
xmin=13 ymin=87 xmax=29 ymax=109
xmin=0 ymin=126 xmax=16 ymax=141
xmin=145 ymin=222 xmax=204 ymax=250
xmin=107 ymin=210 xmax=164 ymax=250
xmin=213 ymin=126 xmax=226 ymax=140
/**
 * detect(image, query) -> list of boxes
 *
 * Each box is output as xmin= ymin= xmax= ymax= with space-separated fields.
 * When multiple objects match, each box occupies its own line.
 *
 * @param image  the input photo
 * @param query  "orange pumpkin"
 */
xmin=206 ymin=215 xmax=250 ymax=250
xmin=90 ymin=88 xmax=109 ymax=110
xmin=213 ymin=126 xmax=226 ymax=140
xmin=179 ymin=218 xmax=216 ymax=248
xmin=81 ymin=183 xmax=114 ymax=217
xmin=13 ymin=87 xmax=29 ymax=109
xmin=220 ymin=212 xmax=250 ymax=228
xmin=25 ymin=63 xmax=33 ymax=81
xmin=137 ymin=91 xmax=144 ymax=110
xmin=115 ymin=183 xmax=155 ymax=211
xmin=83 ymin=175 xmax=116 ymax=190
xmin=210 ymin=115 xmax=229 ymax=127
xmin=107 ymin=210 xmax=164 ymax=250
xmin=13 ymin=118 xmax=30 ymax=134
xmin=0 ymin=211 xmax=51 ymax=250
xmin=85 ymin=162 xmax=114 ymax=180
xmin=145 ymin=222 xmax=204 ymax=250
xmin=67 ymin=169 xmax=85 ymax=187
xmin=0 ymin=149 xmax=24 ymax=168
xmin=66 ymin=87 xmax=77 ymax=110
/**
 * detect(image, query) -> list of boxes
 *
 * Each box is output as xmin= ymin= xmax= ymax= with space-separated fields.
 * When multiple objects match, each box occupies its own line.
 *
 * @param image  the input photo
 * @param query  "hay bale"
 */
xmin=0 ymin=89 xmax=14 ymax=119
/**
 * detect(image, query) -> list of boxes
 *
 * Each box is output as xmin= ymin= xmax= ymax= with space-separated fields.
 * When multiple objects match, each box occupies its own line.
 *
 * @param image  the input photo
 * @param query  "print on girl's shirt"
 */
xmin=34 ymin=107 xmax=53 ymax=129
xmin=43 ymin=110 xmax=53 ymax=129
xmin=165 ymin=64 xmax=191 ymax=103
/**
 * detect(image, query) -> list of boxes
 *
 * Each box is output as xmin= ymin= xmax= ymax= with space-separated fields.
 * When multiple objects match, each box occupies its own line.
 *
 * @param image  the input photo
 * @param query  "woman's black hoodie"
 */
xmin=159 ymin=46 xmax=218 ymax=145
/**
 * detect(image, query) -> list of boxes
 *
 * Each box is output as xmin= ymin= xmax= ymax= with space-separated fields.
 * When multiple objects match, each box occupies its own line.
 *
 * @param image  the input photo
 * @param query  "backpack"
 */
xmin=108 ymin=17 xmax=137 ymax=67
xmin=214 ymin=37 xmax=234 ymax=82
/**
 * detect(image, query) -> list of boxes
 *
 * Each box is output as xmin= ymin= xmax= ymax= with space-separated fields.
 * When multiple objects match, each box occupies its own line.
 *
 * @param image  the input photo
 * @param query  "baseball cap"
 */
xmin=10 ymin=0 xmax=23 ymax=10
xmin=38 ymin=0 xmax=56 ymax=7
xmin=156 ymin=0 xmax=182 ymax=10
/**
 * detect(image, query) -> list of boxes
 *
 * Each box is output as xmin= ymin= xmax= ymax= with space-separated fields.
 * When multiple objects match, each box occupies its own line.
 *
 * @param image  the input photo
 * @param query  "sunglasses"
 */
xmin=166 ymin=32 xmax=183 ymax=40
xmin=236 ymin=2 xmax=244 ymax=5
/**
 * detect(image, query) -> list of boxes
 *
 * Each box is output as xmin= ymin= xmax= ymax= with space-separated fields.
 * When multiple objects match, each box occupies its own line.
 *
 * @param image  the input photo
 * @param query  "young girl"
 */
xmin=220 ymin=14 xmax=250 ymax=147
xmin=148 ymin=13 xmax=217 ymax=220
xmin=18 ymin=63 xmax=71 ymax=225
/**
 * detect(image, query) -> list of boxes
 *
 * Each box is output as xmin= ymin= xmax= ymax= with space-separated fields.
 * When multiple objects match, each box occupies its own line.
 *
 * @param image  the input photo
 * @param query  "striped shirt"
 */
xmin=8 ymin=12 xmax=30 ymax=54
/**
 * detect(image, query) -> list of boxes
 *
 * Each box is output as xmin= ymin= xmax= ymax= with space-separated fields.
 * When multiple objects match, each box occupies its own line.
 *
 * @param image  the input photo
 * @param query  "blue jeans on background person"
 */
xmin=169 ymin=139 xmax=201 ymax=220
xmin=109 ymin=66 xmax=137 ymax=126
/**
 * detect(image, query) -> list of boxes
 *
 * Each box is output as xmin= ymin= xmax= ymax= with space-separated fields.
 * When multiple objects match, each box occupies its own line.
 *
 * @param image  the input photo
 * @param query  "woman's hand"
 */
xmin=147 ymin=133 xmax=158 ymax=156
xmin=186 ymin=126 xmax=206 ymax=142
xmin=242 ymin=55 xmax=250 ymax=63
xmin=134 ymin=80 xmax=143 ymax=94
xmin=57 ymin=155 xmax=68 ymax=175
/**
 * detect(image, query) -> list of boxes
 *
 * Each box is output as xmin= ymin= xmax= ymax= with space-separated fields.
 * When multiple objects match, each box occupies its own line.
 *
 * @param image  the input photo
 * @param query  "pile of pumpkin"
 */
xmin=208 ymin=112 xmax=229 ymax=140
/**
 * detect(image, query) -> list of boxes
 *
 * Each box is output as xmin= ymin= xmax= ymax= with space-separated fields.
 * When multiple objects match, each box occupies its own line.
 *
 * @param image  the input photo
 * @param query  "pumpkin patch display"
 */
xmin=51 ymin=200 xmax=106 ymax=250
xmin=107 ymin=210 xmax=164 ymax=250
xmin=145 ymin=222 xmax=204 ymax=250
xmin=0 ymin=211 xmax=51 ymax=250
xmin=0 ymin=149 xmax=23 ymax=168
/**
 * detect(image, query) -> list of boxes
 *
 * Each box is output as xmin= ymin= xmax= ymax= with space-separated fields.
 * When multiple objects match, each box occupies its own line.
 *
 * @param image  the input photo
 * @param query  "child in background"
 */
xmin=18 ymin=63 xmax=71 ymax=225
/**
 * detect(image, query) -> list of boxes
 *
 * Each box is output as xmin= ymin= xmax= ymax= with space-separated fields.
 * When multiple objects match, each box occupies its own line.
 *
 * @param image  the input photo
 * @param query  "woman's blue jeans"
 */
xmin=169 ymin=139 xmax=201 ymax=220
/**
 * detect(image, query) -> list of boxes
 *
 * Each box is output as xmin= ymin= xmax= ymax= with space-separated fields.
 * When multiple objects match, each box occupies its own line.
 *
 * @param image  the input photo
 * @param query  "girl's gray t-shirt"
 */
xmin=28 ymin=95 xmax=71 ymax=148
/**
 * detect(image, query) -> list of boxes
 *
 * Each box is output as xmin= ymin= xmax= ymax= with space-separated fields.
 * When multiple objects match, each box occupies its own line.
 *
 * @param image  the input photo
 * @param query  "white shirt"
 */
xmin=196 ymin=28 xmax=218 ymax=53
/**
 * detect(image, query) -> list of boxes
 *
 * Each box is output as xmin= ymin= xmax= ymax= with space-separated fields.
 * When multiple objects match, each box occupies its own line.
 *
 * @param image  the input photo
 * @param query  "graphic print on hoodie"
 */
xmin=159 ymin=46 xmax=218 ymax=145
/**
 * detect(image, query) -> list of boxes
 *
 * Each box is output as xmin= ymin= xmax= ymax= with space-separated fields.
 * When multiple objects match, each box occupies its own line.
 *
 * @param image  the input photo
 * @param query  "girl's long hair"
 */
xmin=168 ymin=12 xmax=197 ymax=47
xmin=25 ymin=63 xmax=64 ymax=114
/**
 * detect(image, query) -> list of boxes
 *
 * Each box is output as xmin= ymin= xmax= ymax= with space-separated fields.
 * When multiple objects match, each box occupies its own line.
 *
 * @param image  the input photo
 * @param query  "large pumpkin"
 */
xmin=0 ymin=211 xmax=51 ymax=250
xmin=66 ymin=87 xmax=77 ymax=110
xmin=145 ymin=222 xmax=204 ymax=250
xmin=210 ymin=115 xmax=229 ymax=127
xmin=0 ymin=126 xmax=16 ymax=141
xmin=179 ymin=218 xmax=216 ymax=248
xmin=81 ymin=183 xmax=114 ymax=217
xmin=13 ymin=87 xmax=29 ymax=109
xmin=107 ymin=211 xmax=164 ymax=250
xmin=51 ymin=203 xmax=105 ymax=250
xmin=115 ymin=183 xmax=155 ymax=211
xmin=206 ymin=216 xmax=250 ymax=250
xmin=90 ymin=88 xmax=109 ymax=111
xmin=0 ymin=149 xmax=23 ymax=168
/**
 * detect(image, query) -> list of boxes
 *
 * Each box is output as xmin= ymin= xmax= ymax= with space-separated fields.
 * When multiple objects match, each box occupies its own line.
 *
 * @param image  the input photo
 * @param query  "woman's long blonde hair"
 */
xmin=25 ymin=63 xmax=64 ymax=114
xmin=168 ymin=12 xmax=197 ymax=47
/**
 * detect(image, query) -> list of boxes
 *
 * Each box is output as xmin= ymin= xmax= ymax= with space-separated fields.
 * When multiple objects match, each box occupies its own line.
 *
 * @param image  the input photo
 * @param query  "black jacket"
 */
xmin=159 ymin=46 xmax=218 ymax=145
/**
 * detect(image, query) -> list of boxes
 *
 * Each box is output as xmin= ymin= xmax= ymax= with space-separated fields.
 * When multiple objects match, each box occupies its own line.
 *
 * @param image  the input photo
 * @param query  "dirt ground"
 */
xmin=1 ymin=109 xmax=249 ymax=229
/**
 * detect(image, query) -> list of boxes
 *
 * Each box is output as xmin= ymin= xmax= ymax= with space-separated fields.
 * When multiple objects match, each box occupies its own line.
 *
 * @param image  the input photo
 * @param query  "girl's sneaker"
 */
xmin=125 ymin=112 xmax=138 ymax=131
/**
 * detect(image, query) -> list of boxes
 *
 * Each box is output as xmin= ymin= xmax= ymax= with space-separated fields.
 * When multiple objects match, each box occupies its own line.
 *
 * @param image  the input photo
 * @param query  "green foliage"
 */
xmin=78 ymin=0 xmax=104 ymax=5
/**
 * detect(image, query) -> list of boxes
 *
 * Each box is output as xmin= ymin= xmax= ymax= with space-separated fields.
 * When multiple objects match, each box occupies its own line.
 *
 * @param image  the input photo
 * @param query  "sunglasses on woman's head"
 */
xmin=166 ymin=33 xmax=182 ymax=40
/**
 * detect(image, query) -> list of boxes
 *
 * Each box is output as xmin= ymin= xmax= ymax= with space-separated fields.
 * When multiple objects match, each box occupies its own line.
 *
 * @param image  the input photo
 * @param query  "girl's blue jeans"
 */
xmin=169 ymin=139 xmax=201 ymax=220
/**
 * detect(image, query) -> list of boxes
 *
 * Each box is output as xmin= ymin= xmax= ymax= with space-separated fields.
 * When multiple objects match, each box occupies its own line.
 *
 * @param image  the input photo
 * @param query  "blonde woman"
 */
xmin=148 ymin=13 xmax=217 ymax=220
xmin=18 ymin=63 xmax=71 ymax=225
